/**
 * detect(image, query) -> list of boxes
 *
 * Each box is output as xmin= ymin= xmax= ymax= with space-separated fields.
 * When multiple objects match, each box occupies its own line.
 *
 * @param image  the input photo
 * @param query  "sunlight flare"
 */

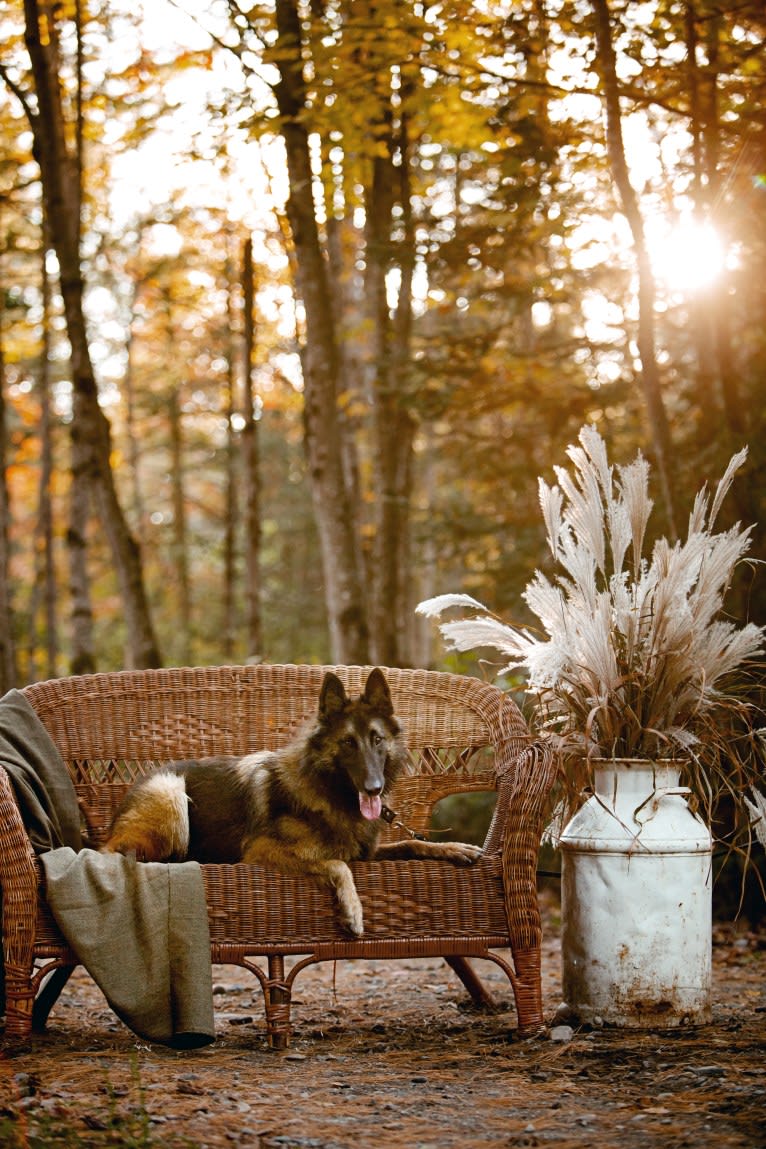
xmin=649 ymin=217 xmax=727 ymax=293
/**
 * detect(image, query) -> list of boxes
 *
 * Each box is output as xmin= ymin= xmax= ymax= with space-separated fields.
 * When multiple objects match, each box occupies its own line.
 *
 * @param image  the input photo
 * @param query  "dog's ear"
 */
xmin=319 ymin=672 xmax=349 ymax=721
xmin=362 ymin=668 xmax=394 ymax=716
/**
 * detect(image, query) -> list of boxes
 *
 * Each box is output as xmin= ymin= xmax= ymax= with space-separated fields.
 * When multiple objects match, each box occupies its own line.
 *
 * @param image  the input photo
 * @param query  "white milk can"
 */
xmin=559 ymin=759 xmax=712 ymax=1027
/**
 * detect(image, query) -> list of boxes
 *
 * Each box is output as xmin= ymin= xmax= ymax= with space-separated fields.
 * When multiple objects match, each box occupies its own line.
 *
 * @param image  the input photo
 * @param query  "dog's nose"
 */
xmin=366 ymin=785 xmax=382 ymax=797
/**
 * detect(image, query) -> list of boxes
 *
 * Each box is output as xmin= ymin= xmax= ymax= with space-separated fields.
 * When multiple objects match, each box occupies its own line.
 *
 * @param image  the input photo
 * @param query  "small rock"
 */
xmin=177 ymin=1081 xmax=201 ymax=1095
xmin=13 ymin=1073 xmax=38 ymax=1098
xmin=549 ymin=1024 xmax=575 ymax=1043
xmin=552 ymin=1002 xmax=574 ymax=1024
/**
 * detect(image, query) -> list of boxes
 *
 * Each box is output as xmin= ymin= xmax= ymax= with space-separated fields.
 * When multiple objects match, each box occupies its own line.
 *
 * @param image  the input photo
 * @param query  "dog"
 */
xmin=102 ymin=668 xmax=482 ymax=936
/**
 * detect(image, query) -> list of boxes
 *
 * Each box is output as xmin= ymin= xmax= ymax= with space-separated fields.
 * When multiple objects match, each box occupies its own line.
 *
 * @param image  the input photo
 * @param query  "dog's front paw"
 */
xmin=339 ymin=892 xmax=364 ymax=937
xmin=446 ymin=843 xmax=484 ymax=866
xmin=326 ymin=860 xmax=365 ymax=936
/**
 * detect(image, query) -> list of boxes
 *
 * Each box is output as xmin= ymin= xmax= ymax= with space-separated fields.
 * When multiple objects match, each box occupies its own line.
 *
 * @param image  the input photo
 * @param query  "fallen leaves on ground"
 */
xmin=1 ymin=898 xmax=764 ymax=1149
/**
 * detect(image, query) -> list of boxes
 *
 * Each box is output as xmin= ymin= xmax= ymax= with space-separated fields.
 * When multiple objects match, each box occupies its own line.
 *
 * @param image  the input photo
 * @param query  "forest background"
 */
xmin=0 ymin=0 xmax=764 ymax=690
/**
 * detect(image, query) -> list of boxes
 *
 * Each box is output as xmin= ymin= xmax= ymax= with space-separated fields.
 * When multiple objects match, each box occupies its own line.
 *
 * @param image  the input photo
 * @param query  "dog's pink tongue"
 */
xmin=359 ymin=792 xmax=382 ymax=821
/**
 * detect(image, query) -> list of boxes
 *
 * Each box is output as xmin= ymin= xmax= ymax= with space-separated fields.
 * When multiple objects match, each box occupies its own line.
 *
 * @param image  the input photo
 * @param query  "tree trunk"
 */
xmin=591 ymin=0 xmax=677 ymax=536
xmin=698 ymin=7 xmax=745 ymax=442
xmin=273 ymin=0 xmax=369 ymax=663
xmin=692 ymin=4 xmax=757 ymax=577
xmin=29 ymin=220 xmax=60 ymax=679
xmin=390 ymin=115 xmax=417 ymax=663
xmin=67 ymin=471 xmax=95 ymax=676
xmin=64 ymin=0 xmax=94 ymax=677
xmin=0 ymin=221 xmax=17 ymax=693
xmin=125 ymin=284 xmax=147 ymax=545
xmin=23 ymin=0 xmax=161 ymax=668
xmin=161 ymin=288 xmax=191 ymax=665
xmin=365 ymin=125 xmax=416 ymax=666
xmin=223 ymin=262 xmax=238 ymax=663
xmin=168 ymin=383 xmax=191 ymax=665
xmin=241 ymin=237 xmax=261 ymax=661
xmin=683 ymin=2 xmax=718 ymax=432
xmin=324 ymin=208 xmax=367 ymax=630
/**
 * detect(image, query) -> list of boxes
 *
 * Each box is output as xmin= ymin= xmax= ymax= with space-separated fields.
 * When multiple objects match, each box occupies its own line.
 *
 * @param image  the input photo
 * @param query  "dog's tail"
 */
xmin=102 ymin=772 xmax=190 ymax=862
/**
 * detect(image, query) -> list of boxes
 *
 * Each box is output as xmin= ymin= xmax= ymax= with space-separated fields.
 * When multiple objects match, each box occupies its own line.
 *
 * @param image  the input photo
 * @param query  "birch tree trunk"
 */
xmin=23 ymin=0 xmax=161 ymax=669
xmin=273 ymin=0 xmax=369 ymax=663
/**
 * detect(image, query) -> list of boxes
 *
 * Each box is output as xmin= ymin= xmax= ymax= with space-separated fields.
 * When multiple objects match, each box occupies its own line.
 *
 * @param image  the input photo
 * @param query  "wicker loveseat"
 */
xmin=0 ymin=664 xmax=556 ymax=1048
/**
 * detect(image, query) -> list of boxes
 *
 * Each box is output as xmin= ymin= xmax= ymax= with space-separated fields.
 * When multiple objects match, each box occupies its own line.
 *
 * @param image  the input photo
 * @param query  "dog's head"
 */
xmin=317 ymin=668 xmax=407 ymax=821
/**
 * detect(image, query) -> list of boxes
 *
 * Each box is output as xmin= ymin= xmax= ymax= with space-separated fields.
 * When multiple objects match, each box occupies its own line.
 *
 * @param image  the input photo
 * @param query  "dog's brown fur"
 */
xmin=103 ymin=669 xmax=482 ymax=935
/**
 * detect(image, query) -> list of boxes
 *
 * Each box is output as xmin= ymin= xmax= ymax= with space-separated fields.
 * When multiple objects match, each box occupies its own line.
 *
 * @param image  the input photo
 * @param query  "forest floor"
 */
xmin=1 ymin=890 xmax=765 ymax=1149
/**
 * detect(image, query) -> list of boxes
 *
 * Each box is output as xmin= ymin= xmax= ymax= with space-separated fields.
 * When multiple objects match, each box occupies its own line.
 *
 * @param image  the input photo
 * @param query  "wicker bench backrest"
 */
xmin=22 ymin=664 xmax=531 ymax=848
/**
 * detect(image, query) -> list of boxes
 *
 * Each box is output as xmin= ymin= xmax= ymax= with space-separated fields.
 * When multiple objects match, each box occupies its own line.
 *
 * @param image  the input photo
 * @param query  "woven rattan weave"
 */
xmin=0 ymin=664 xmax=556 ymax=1047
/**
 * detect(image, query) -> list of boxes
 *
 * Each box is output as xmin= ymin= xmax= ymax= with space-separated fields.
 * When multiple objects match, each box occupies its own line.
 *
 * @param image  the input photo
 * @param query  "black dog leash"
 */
xmin=380 ymin=803 xmax=429 ymax=841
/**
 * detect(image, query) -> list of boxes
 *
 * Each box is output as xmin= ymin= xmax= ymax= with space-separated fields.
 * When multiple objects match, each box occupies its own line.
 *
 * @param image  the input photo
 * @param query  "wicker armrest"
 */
xmin=496 ymin=738 xmax=556 ymax=954
xmin=479 ymin=689 xmax=556 ymax=957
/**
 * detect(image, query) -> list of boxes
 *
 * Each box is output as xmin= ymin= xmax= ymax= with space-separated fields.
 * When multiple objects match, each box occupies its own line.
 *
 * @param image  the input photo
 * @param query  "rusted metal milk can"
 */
xmin=559 ymin=759 xmax=712 ymax=1027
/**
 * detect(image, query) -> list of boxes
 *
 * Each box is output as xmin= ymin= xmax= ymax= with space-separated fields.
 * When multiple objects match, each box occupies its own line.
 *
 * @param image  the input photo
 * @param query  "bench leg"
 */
xmin=32 ymin=965 xmax=76 ymax=1031
xmin=264 ymin=956 xmax=292 ymax=1050
xmin=3 ymin=963 xmax=35 ymax=1038
xmin=511 ymin=947 xmax=545 ymax=1035
xmin=445 ymin=956 xmax=498 ymax=1010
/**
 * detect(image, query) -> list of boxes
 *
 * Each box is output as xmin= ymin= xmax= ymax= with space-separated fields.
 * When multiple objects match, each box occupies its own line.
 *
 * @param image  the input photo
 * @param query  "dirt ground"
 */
xmin=1 ymin=891 xmax=765 ymax=1149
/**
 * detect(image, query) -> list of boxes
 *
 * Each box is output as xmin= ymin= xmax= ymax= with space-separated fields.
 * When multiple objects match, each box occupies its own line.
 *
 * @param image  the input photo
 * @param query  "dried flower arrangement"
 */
xmin=418 ymin=426 xmax=765 ymax=847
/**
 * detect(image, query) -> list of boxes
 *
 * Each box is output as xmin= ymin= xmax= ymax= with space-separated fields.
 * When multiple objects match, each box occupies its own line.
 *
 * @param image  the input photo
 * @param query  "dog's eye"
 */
xmin=370 ymin=731 xmax=383 ymax=747
xmin=342 ymin=735 xmax=357 ymax=750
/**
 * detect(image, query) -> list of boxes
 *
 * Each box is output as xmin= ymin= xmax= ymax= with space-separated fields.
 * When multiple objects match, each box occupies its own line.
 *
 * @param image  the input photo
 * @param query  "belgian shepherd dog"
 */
xmin=103 ymin=668 xmax=482 ymax=935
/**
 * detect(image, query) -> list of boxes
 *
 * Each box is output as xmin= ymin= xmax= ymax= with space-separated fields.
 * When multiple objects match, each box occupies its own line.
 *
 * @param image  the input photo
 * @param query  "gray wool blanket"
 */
xmin=40 ymin=847 xmax=215 ymax=1047
xmin=1 ymin=689 xmax=215 ymax=1048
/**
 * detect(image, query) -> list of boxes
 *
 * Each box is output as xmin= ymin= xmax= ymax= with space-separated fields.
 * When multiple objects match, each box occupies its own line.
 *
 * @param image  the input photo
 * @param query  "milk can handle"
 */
xmin=635 ymin=786 xmax=691 ymax=825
